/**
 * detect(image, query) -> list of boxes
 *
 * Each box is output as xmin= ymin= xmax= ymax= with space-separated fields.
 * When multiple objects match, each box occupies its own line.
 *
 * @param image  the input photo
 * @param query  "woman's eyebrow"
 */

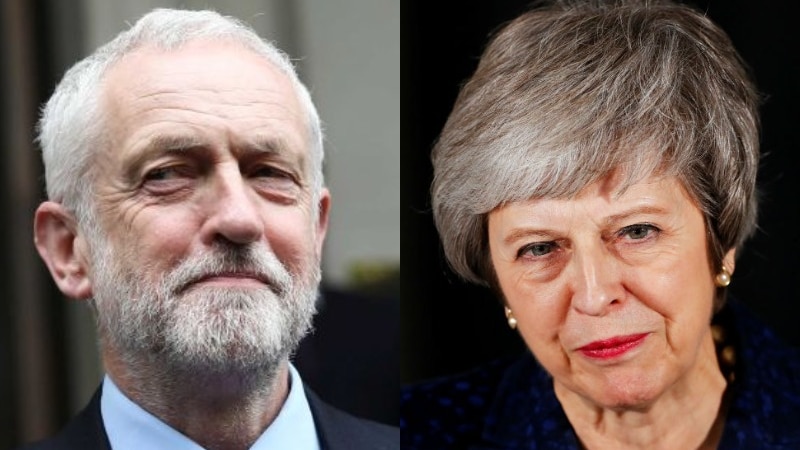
xmin=603 ymin=205 xmax=670 ymax=226
xmin=502 ymin=227 xmax=561 ymax=246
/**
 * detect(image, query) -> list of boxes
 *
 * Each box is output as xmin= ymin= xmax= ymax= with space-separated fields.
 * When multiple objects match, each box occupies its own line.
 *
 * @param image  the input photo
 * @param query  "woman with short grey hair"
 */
xmin=402 ymin=1 xmax=800 ymax=448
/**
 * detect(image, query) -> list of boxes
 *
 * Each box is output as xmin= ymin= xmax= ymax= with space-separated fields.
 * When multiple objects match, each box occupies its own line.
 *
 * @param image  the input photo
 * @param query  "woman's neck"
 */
xmin=555 ymin=329 xmax=728 ymax=450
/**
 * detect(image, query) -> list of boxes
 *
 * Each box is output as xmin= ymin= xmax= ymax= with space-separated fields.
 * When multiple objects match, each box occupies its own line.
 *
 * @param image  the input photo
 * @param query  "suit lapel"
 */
xmin=305 ymin=386 xmax=400 ymax=450
xmin=305 ymin=387 xmax=353 ymax=449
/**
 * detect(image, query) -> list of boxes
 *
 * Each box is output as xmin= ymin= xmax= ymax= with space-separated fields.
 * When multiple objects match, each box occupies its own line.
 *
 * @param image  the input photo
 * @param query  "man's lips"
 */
xmin=181 ymin=272 xmax=279 ymax=293
xmin=577 ymin=333 xmax=649 ymax=359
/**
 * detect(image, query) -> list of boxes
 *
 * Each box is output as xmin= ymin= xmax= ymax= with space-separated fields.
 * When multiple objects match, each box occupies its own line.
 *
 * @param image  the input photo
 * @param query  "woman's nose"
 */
xmin=569 ymin=245 xmax=625 ymax=316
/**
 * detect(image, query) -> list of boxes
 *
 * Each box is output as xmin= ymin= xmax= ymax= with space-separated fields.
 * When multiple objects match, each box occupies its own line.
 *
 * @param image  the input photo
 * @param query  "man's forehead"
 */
xmin=101 ymin=40 xmax=295 ymax=100
xmin=99 ymin=40 xmax=306 ymax=125
xmin=94 ymin=40 xmax=312 ymax=170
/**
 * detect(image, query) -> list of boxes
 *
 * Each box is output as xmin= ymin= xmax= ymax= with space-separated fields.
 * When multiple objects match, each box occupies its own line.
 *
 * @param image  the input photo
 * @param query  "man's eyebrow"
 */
xmin=238 ymin=135 xmax=294 ymax=157
xmin=124 ymin=135 xmax=208 ymax=180
xmin=123 ymin=134 xmax=308 ymax=180
xmin=239 ymin=135 xmax=308 ymax=173
xmin=132 ymin=135 xmax=208 ymax=162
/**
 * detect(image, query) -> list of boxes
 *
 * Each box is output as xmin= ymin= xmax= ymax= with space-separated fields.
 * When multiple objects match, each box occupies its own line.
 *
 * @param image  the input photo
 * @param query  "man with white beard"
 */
xmin=22 ymin=8 xmax=398 ymax=450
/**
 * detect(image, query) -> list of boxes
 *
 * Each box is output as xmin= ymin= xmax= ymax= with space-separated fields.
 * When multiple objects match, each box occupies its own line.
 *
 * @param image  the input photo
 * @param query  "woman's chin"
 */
xmin=592 ymin=383 xmax=663 ymax=411
xmin=561 ymin=367 xmax=669 ymax=412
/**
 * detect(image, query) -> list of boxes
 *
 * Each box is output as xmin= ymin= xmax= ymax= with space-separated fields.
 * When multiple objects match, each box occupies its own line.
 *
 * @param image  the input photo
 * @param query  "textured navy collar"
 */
xmin=716 ymin=299 xmax=800 ymax=448
xmin=475 ymin=299 xmax=800 ymax=449
xmin=480 ymin=355 xmax=578 ymax=449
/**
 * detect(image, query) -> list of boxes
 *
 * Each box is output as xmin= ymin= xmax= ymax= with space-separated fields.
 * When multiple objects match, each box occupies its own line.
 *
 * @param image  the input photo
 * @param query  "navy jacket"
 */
xmin=21 ymin=385 xmax=398 ymax=450
xmin=402 ymin=300 xmax=800 ymax=449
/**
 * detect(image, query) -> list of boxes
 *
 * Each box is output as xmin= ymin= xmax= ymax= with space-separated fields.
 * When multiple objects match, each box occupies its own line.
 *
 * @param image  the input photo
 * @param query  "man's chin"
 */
xmin=154 ymin=333 xmax=286 ymax=375
xmin=158 ymin=310 xmax=308 ymax=373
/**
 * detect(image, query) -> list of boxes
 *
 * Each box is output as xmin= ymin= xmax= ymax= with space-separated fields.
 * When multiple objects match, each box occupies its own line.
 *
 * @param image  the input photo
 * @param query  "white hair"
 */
xmin=37 ymin=8 xmax=325 ymax=224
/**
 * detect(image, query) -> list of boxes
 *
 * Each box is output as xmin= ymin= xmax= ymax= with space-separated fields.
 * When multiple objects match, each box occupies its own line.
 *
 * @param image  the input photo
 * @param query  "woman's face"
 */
xmin=488 ymin=173 xmax=732 ymax=409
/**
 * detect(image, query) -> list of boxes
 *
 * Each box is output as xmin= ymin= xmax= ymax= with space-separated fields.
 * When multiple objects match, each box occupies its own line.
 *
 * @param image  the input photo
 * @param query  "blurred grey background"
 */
xmin=1 ymin=0 xmax=399 ymax=447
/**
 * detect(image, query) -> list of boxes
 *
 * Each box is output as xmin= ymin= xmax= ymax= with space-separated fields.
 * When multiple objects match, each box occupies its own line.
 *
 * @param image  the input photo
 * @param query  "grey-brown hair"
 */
xmin=431 ymin=0 xmax=760 ymax=302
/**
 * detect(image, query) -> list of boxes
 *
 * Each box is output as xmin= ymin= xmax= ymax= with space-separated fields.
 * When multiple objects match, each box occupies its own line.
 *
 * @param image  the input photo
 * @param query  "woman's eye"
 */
xmin=518 ymin=242 xmax=556 ymax=258
xmin=619 ymin=223 xmax=659 ymax=240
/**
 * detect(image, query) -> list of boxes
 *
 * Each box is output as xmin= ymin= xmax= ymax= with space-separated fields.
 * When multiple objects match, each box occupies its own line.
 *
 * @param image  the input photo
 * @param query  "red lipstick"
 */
xmin=578 ymin=333 xmax=648 ymax=360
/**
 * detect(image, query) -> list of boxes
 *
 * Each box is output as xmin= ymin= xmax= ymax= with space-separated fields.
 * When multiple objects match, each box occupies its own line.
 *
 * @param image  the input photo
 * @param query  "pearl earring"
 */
xmin=504 ymin=306 xmax=517 ymax=330
xmin=715 ymin=267 xmax=731 ymax=287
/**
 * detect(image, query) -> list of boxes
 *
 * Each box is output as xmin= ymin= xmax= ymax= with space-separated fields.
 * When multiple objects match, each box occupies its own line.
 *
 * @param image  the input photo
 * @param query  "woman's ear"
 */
xmin=34 ymin=201 xmax=93 ymax=299
xmin=722 ymin=248 xmax=736 ymax=275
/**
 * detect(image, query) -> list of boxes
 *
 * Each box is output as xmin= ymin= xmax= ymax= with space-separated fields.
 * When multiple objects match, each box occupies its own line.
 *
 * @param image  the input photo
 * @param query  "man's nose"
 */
xmin=569 ymin=244 xmax=625 ymax=316
xmin=201 ymin=167 xmax=263 ymax=245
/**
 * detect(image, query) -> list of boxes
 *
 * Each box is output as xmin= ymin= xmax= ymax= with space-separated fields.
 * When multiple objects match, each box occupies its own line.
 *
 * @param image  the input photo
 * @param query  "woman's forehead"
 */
xmin=488 ymin=173 xmax=697 ymax=225
xmin=468 ymin=139 xmax=679 ymax=216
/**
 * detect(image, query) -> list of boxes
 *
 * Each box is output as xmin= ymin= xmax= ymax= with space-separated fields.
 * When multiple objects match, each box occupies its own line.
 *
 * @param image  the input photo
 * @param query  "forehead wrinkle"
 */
xmin=239 ymin=134 xmax=289 ymax=155
xmin=139 ymin=134 xmax=207 ymax=153
xmin=602 ymin=204 xmax=670 ymax=228
xmin=130 ymin=83 xmax=298 ymax=105
xmin=118 ymin=79 xmax=302 ymax=119
xmin=129 ymin=133 xmax=304 ymax=167
xmin=573 ymin=174 xmax=674 ymax=222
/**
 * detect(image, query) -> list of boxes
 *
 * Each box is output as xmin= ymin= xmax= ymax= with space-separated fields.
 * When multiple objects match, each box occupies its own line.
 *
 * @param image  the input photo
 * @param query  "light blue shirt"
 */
xmin=101 ymin=364 xmax=320 ymax=450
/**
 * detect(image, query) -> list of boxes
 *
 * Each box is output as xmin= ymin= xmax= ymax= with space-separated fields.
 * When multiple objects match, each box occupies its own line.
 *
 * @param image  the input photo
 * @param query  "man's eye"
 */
xmin=249 ymin=166 xmax=301 ymax=190
xmin=518 ymin=242 xmax=556 ymax=258
xmin=619 ymin=223 xmax=659 ymax=240
xmin=144 ymin=166 xmax=184 ymax=181
xmin=252 ymin=166 xmax=290 ymax=179
xmin=140 ymin=166 xmax=196 ymax=195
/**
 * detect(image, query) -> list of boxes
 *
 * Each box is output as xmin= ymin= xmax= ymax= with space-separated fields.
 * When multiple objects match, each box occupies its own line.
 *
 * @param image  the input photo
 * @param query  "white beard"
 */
xmin=90 ymin=237 xmax=320 ymax=377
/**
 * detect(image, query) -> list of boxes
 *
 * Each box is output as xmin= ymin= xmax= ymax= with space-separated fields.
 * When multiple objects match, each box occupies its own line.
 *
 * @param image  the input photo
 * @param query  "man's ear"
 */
xmin=34 ymin=201 xmax=92 ymax=299
xmin=315 ymin=188 xmax=331 ymax=257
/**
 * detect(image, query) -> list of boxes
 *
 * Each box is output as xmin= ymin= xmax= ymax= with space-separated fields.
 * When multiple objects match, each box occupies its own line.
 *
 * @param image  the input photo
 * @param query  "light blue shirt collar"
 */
xmin=101 ymin=364 xmax=320 ymax=450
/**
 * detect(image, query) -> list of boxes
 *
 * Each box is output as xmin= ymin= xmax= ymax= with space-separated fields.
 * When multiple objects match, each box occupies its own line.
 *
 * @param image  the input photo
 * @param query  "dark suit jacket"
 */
xmin=19 ymin=384 xmax=398 ymax=450
xmin=294 ymin=286 xmax=399 ymax=425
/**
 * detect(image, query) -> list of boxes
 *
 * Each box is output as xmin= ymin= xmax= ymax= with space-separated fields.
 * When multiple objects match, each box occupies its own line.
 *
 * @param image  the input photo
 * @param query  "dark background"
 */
xmin=401 ymin=1 xmax=800 ymax=385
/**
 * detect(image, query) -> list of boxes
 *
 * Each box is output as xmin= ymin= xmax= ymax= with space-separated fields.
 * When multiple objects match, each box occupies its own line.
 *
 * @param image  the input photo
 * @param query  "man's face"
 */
xmin=84 ymin=40 xmax=329 ymax=374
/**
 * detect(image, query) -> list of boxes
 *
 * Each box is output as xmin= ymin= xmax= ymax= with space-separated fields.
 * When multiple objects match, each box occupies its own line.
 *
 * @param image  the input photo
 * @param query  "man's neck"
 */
xmin=103 ymin=349 xmax=290 ymax=450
